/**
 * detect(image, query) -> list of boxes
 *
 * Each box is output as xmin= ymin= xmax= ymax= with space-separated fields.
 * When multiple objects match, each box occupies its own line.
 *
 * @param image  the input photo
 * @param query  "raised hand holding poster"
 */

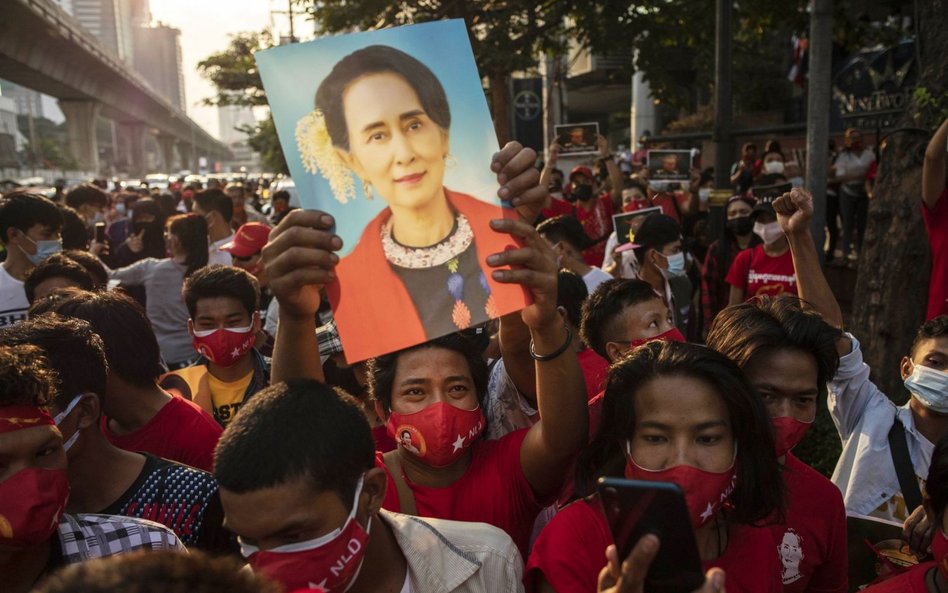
xmin=256 ymin=20 xmax=528 ymax=362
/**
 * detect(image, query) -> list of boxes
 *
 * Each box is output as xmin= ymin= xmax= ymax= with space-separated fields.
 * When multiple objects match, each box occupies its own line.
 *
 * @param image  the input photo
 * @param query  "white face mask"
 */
xmin=764 ymin=161 xmax=785 ymax=175
xmin=905 ymin=362 xmax=948 ymax=413
xmin=53 ymin=394 xmax=85 ymax=452
xmin=753 ymin=221 xmax=784 ymax=245
xmin=698 ymin=187 xmax=711 ymax=204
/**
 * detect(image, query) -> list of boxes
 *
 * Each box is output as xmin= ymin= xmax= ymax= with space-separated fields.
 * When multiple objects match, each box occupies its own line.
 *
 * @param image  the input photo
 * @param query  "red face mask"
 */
xmin=387 ymin=402 xmax=485 ymax=468
xmin=242 ymin=478 xmax=369 ymax=592
xmin=630 ymin=327 xmax=686 ymax=349
xmin=933 ymin=529 xmax=948 ymax=583
xmin=0 ymin=467 xmax=70 ymax=548
xmin=192 ymin=322 xmax=256 ymax=367
xmin=624 ymin=444 xmax=737 ymax=529
xmin=771 ymin=416 xmax=812 ymax=458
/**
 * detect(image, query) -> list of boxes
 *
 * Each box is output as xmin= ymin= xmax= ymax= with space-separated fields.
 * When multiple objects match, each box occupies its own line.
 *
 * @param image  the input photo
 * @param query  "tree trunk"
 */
xmin=490 ymin=70 xmax=512 ymax=146
xmin=850 ymin=0 xmax=947 ymax=399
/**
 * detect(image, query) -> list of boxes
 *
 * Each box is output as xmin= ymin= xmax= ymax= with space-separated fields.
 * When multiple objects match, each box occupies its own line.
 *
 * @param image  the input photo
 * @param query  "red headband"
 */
xmin=0 ymin=406 xmax=54 ymax=434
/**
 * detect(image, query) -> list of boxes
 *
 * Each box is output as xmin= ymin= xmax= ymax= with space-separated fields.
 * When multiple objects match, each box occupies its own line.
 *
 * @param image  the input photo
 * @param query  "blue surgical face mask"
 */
xmin=905 ymin=361 xmax=948 ymax=413
xmin=115 ymin=202 xmax=126 ymax=216
xmin=19 ymin=235 xmax=62 ymax=265
xmin=789 ymin=176 xmax=805 ymax=188
xmin=656 ymin=250 xmax=686 ymax=277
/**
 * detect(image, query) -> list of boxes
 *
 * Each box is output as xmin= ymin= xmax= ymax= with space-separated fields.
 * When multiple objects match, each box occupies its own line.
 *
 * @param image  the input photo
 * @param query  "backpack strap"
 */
xmin=887 ymin=419 xmax=923 ymax=513
xmin=382 ymin=450 xmax=417 ymax=516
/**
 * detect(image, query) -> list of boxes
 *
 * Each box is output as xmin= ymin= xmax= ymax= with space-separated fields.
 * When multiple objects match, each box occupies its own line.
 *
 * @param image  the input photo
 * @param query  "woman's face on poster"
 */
xmin=338 ymin=72 xmax=449 ymax=211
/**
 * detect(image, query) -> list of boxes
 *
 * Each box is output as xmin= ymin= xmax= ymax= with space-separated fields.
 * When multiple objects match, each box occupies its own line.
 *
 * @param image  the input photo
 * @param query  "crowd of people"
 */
xmin=0 ymin=114 xmax=945 ymax=593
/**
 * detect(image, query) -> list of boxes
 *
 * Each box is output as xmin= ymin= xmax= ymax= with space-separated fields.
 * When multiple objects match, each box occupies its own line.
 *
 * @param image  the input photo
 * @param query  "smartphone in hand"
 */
xmin=94 ymin=222 xmax=106 ymax=243
xmin=597 ymin=477 xmax=705 ymax=593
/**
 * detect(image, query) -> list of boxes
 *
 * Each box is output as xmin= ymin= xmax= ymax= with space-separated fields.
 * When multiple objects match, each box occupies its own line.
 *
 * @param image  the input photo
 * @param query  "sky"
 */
xmin=150 ymin=0 xmax=297 ymax=139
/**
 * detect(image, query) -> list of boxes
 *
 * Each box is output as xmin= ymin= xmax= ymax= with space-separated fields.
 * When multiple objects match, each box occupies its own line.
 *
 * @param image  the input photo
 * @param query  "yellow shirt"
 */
xmin=172 ymin=366 xmax=253 ymax=427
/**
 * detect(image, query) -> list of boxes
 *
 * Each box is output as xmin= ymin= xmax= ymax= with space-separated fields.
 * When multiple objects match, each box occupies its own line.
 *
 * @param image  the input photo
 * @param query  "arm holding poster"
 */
xmin=264 ymin=143 xmax=553 ymax=384
xmin=257 ymin=21 xmax=544 ymax=362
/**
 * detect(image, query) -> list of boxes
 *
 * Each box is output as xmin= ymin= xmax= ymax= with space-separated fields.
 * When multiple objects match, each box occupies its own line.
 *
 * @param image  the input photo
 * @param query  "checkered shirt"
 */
xmin=57 ymin=513 xmax=184 ymax=565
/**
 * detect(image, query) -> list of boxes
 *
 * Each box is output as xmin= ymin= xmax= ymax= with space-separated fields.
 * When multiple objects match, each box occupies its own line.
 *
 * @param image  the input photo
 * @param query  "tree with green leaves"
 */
xmin=197 ymin=31 xmax=288 ymax=174
xmin=303 ymin=0 xmax=577 ymax=144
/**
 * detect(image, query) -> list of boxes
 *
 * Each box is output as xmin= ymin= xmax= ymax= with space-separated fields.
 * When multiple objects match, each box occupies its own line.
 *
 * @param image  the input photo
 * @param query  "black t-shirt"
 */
xmin=390 ymin=240 xmax=490 ymax=338
xmin=100 ymin=454 xmax=235 ymax=554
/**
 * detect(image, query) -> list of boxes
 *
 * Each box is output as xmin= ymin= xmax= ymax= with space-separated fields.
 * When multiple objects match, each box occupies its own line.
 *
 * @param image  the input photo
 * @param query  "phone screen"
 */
xmin=94 ymin=222 xmax=106 ymax=243
xmin=597 ymin=478 xmax=705 ymax=593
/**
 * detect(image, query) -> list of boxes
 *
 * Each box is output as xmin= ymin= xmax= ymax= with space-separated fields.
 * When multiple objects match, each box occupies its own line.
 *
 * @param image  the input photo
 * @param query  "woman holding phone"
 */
xmin=526 ymin=340 xmax=785 ymax=593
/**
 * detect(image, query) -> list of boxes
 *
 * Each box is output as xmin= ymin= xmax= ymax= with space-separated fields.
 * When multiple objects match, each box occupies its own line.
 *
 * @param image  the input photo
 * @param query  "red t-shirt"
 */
xmin=725 ymin=244 xmax=798 ymax=300
xmin=576 ymin=195 xmax=615 ymax=267
xmin=770 ymin=453 xmax=848 ymax=593
xmin=101 ymin=395 xmax=222 ymax=472
xmin=650 ymin=192 xmax=688 ymax=224
xmin=378 ymin=428 xmax=543 ymax=557
xmin=526 ymin=498 xmax=783 ymax=593
xmin=372 ymin=425 xmax=397 ymax=453
xmin=861 ymin=561 xmax=932 ymax=593
xmin=923 ymin=188 xmax=948 ymax=320
xmin=542 ymin=195 xmax=575 ymax=219
xmin=588 ymin=391 xmax=605 ymax=442
xmin=577 ymin=349 xmax=609 ymax=401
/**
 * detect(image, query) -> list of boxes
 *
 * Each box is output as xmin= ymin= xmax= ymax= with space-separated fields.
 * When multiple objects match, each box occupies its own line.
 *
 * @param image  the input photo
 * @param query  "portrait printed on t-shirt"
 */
xmin=256 ymin=20 xmax=528 ymax=363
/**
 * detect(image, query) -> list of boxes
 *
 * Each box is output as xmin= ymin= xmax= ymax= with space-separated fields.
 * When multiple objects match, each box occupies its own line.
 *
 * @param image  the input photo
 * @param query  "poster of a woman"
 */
xmin=256 ymin=20 xmax=528 ymax=362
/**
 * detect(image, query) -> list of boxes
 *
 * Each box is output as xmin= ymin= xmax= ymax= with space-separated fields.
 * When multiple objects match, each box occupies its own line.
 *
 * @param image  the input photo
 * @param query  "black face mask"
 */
xmin=572 ymin=184 xmax=594 ymax=202
xmin=726 ymin=216 xmax=754 ymax=236
xmin=132 ymin=219 xmax=163 ymax=238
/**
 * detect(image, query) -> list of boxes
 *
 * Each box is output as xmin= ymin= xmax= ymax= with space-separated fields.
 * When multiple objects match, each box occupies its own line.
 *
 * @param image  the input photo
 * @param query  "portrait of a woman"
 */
xmin=294 ymin=44 xmax=526 ymax=362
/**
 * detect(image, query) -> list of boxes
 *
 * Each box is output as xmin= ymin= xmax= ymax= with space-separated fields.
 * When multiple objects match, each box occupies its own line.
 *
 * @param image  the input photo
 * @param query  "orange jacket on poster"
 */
xmin=327 ymin=188 xmax=530 ymax=363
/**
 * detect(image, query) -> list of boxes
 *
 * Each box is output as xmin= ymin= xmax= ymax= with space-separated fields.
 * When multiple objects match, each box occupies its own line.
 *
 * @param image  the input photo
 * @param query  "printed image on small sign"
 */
xmin=255 ymin=19 xmax=528 ymax=363
xmin=613 ymin=207 xmax=663 ymax=245
xmin=752 ymin=182 xmax=793 ymax=203
xmin=647 ymin=150 xmax=691 ymax=181
xmin=554 ymin=122 xmax=600 ymax=156
xmin=845 ymin=513 xmax=920 ymax=592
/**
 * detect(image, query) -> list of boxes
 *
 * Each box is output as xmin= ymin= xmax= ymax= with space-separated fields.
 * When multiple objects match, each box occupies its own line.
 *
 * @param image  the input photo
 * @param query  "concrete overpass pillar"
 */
xmin=177 ymin=141 xmax=195 ymax=172
xmin=157 ymin=134 xmax=177 ymax=173
xmin=120 ymin=123 xmax=146 ymax=177
xmin=58 ymin=100 xmax=101 ymax=173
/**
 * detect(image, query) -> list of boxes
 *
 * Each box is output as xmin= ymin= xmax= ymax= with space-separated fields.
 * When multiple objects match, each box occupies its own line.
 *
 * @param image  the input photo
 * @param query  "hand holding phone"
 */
xmin=598 ymin=538 xmax=726 ymax=593
xmin=597 ymin=478 xmax=705 ymax=593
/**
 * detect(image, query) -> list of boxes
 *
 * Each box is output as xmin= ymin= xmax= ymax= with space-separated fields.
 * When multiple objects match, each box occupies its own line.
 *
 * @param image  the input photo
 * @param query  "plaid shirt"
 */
xmin=55 ymin=513 xmax=184 ymax=566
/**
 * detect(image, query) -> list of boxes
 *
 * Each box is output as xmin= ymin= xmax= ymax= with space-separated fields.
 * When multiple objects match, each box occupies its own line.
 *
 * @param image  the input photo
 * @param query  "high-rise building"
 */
xmin=71 ymin=0 xmax=136 ymax=64
xmin=0 ymin=81 xmax=44 ymax=119
xmin=218 ymin=103 xmax=260 ymax=170
xmin=133 ymin=23 xmax=186 ymax=111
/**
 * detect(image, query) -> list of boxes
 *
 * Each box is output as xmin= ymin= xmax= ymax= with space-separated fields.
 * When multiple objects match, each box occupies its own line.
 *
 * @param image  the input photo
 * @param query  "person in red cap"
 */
xmin=539 ymin=136 xmax=623 ymax=267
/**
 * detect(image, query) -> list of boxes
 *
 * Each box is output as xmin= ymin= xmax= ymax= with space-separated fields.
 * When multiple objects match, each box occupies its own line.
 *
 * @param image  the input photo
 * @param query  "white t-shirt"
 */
xmin=208 ymin=234 xmax=234 ymax=266
xmin=0 ymin=265 xmax=29 ymax=328
xmin=582 ymin=267 xmax=613 ymax=295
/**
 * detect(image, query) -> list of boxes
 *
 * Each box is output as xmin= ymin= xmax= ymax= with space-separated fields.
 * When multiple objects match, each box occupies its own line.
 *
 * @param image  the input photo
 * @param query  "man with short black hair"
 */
xmin=215 ymin=379 xmax=525 ymax=593
xmin=64 ymin=184 xmax=109 ymax=229
xmin=629 ymin=213 xmax=692 ymax=336
xmin=0 ymin=192 xmax=64 ymax=326
xmin=0 ymin=343 xmax=183 ymax=593
xmin=0 ymin=315 xmax=232 ymax=553
xmin=23 ymin=254 xmax=95 ymax=304
xmin=192 ymin=189 xmax=235 ymax=266
xmin=33 ymin=289 xmax=222 ymax=471
xmin=169 ymin=265 xmax=269 ymax=427
xmin=537 ymin=216 xmax=612 ymax=294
